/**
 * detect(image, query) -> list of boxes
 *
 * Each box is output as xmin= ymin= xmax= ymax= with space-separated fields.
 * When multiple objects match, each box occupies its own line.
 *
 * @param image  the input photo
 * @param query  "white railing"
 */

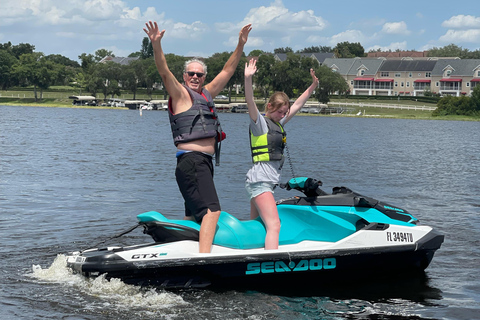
xmin=328 ymin=101 xmax=437 ymax=111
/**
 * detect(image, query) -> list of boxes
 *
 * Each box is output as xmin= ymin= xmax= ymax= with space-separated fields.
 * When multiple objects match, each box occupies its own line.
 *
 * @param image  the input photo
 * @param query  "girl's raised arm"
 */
xmin=283 ymin=68 xmax=319 ymax=124
xmin=244 ymin=58 xmax=259 ymax=123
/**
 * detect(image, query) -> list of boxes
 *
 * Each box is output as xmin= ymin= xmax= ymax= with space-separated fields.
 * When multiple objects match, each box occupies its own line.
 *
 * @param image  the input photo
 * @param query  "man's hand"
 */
xmin=238 ymin=24 xmax=252 ymax=46
xmin=143 ymin=21 xmax=165 ymax=44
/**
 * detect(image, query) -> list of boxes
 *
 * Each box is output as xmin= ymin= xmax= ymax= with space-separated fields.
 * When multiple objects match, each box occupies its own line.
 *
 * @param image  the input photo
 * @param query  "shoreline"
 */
xmin=2 ymin=101 xmax=479 ymax=121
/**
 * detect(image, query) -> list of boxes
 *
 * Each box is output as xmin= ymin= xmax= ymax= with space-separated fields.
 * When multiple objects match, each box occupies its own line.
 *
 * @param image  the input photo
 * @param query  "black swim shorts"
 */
xmin=175 ymin=151 xmax=221 ymax=222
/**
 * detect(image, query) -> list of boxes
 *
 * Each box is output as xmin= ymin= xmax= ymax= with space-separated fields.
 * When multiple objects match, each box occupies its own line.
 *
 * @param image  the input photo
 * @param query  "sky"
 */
xmin=1 ymin=0 xmax=480 ymax=63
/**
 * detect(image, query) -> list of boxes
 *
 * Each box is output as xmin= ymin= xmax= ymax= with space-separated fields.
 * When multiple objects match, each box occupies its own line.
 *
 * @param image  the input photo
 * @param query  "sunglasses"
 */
xmin=185 ymin=71 xmax=205 ymax=78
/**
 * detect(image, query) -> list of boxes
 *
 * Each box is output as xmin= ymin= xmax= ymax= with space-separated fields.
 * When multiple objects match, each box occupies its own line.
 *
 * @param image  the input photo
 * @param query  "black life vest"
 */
xmin=168 ymin=85 xmax=224 ymax=165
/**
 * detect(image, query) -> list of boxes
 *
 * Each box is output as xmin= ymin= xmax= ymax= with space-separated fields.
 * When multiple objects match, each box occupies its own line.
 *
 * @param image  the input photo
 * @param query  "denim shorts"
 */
xmin=245 ymin=181 xmax=276 ymax=199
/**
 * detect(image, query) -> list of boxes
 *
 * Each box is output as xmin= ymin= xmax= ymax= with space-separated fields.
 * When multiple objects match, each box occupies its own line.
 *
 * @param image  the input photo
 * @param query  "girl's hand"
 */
xmin=245 ymin=58 xmax=257 ymax=78
xmin=310 ymin=68 xmax=319 ymax=86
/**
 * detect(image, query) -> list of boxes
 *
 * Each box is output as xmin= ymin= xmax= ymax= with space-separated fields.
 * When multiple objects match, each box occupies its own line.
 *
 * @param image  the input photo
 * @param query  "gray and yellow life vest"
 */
xmin=250 ymin=117 xmax=286 ymax=163
xmin=168 ymin=85 xmax=224 ymax=165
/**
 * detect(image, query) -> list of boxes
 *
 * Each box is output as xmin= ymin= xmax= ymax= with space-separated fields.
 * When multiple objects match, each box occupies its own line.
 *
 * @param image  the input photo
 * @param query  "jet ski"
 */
xmin=66 ymin=177 xmax=444 ymax=289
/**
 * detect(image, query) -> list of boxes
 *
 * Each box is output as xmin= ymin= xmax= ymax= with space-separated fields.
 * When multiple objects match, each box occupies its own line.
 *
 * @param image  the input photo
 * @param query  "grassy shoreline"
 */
xmin=2 ymin=96 xmax=479 ymax=121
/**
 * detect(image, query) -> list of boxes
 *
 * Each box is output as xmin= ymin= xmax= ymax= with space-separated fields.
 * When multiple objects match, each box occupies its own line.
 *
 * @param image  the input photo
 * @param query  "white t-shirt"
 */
xmin=245 ymin=109 xmax=286 ymax=184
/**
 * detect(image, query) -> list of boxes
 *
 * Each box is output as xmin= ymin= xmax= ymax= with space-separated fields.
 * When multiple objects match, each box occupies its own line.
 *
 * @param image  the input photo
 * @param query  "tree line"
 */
xmin=1 ymin=39 xmax=479 ymax=115
xmin=0 ymin=39 xmax=350 ymax=103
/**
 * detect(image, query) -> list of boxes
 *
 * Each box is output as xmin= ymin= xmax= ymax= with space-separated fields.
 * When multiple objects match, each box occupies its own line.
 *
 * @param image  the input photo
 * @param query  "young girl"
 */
xmin=244 ymin=58 xmax=319 ymax=250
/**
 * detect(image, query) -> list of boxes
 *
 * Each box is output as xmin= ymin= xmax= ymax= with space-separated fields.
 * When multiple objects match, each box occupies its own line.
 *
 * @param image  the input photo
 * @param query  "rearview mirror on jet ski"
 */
xmin=279 ymin=177 xmax=326 ymax=197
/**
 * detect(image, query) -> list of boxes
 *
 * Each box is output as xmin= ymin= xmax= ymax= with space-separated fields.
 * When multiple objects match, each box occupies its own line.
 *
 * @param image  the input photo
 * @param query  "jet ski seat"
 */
xmin=138 ymin=209 xmax=359 ymax=249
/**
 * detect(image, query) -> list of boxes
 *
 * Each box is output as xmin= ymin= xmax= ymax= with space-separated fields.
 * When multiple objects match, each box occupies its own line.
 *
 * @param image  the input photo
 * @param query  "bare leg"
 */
xmin=253 ymin=192 xmax=280 ymax=250
xmin=250 ymin=199 xmax=259 ymax=219
xmin=199 ymin=209 xmax=220 ymax=253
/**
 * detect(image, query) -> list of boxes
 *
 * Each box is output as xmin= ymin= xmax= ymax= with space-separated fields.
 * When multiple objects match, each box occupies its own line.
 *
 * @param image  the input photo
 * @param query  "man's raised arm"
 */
xmin=205 ymin=24 xmax=252 ymax=97
xmin=144 ymin=21 xmax=185 ymax=101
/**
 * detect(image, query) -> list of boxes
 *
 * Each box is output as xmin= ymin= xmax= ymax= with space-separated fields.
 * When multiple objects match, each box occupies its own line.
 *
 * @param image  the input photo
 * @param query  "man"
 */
xmin=144 ymin=21 xmax=252 ymax=253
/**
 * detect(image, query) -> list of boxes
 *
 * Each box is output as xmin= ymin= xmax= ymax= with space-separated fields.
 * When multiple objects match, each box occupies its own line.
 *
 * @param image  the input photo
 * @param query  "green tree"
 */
xmin=12 ymin=53 xmax=41 ymax=100
xmin=72 ymin=71 xmax=87 ymax=95
xmin=273 ymin=47 xmax=293 ymax=53
xmin=128 ymin=52 xmax=141 ymax=58
xmin=433 ymin=93 xmax=479 ymax=116
xmin=121 ymin=58 xmax=151 ymax=100
xmin=334 ymin=42 xmax=365 ymax=58
xmin=145 ymin=58 xmax=161 ymax=98
xmin=36 ymin=59 xmax=59 ymax=97
xmin=58 ymin=65 xmax=79 ymax=86
xmin=298 ymin=46 xmax=333 ymax=53
xmin=95 ymin=49 xmax=114 ymax=62
xmin=255 ymin=54 xmax=276 ymax=101
xmin=84 ymin=66 xmax=103 ymax=97
xmin=466 ymin=50 xmax=480 ymax=59
xmin=140 ymin=37 xmax=154 ymax=59
xmin=11 ymin=43 xmax=35 ymax=59
xmin=271 ymin=53 xmax=319 ymax=98
xmin=97 ymin=61 xmax=122 ymax=99
xmin=274 ymin=47 xmax=294 ymax=54
xmin=0 ymin=41 xmax=13 ymax=51
xmin=205 ymin=51 xmax=247 ymax=102
xmin=12 ymin=53 xmax=59 ymax=101
xmin=247 ymin=49 xmax=265 ymax=57
xmin=44 ymin=54 xmax=80 ymax=68
xmin=0 ymin=50 xmax=17 ymax=89
xmin=471 ymin=85 xmax=480 ymax=109
xmin=314 ymin=65 xmax=349 ymax=103
xmin=427 ymin=44 xmax=468 ymax=58
xmin=78 ymin=53 xmax=96 ymax=71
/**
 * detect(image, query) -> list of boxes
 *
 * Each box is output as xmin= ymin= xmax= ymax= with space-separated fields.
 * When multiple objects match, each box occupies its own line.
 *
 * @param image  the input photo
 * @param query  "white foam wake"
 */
xmin=30 ymin=254 xmax=188 ymax=311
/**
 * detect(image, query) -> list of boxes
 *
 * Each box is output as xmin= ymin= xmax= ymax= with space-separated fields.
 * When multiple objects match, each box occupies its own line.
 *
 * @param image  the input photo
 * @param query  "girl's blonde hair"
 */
xmin=265 ymin=92 xmax=290 ymax=112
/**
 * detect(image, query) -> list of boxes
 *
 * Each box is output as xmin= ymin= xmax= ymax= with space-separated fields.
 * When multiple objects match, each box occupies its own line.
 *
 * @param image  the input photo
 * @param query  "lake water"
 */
xmin=1 ymin=105 xmax=479 ymax=320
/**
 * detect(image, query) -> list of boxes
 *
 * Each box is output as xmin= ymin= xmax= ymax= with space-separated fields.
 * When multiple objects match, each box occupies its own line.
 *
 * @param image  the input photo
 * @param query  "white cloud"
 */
xmin=419 ymin=43 xmax=437 ymax=51
xmin=305 ymin=35 xmax=327 ymax=44
xmin=142 ymin=6 xmax=166 ymax=22
xmin=170 ymin=21 xmax=209 ymax=39
xmin=281 ymin=35 xmax=292 ymax=45
xmin=83 ymin=0 xmax=126 ymax=21
xmin=98 ymin=45 xmax=131 ymax=58
xmin=273 ymin=9 xmax=327 ymax=31
xmin=442 ymin=15 xmax=480 ymax=29
xmin=381 ymin=21 xmax=410 ymax=35
xmin=367 ymin=41 xmax=408 ymax=52
xmin=328 ymin=30 xmax=367 ymax=46
xmin=217 ymin=0 xmax=326 ymax=35
xmin=439 ymin=29 xmax=480 ymax=43
xmin=40 ymin=6 xmax=69 ymax=25
xmin=223 ymin=36 xmax=264 ymax=48
xmin=214 ymin=0 xmax=328 ymax=52
xmin=0 ymin=0 xmax=128 ymax=25
xmin=121 ymin=7 xmax=143 ymax=21
xmin=56 ymin=31 xmax=76 ymax=38
xmin=241 ymin=0 xmax=289 ymax=30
